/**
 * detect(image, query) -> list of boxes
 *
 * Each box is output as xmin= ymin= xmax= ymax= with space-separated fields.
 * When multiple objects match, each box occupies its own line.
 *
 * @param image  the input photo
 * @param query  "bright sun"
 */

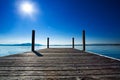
xmin=19 ymin=1 xmax=36 ymax=16
xmin=21 ymin=2 xmax=33 ymax=14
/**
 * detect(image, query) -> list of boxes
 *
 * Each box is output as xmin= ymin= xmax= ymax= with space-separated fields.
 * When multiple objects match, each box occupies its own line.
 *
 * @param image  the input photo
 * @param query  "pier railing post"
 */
xmin=72 ymin=37 xmax=74 ymax=48
xmin=32 ymin=30 xmax=35 ymax=51
xmin=47 ymin=37 xmax=49 ymax=48
xmin=82 ymin=30 xmax=86 ymax=51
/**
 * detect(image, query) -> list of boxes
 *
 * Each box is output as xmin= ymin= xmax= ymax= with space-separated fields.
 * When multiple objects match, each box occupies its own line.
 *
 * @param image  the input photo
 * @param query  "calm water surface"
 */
xmin=0 ymin=45 xmax=120 ymax=59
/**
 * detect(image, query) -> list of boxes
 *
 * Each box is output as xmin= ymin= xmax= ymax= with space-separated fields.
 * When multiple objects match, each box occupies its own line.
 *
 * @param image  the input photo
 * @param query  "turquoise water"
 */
xmin=0 ymin=45 xmax=120 ymax=59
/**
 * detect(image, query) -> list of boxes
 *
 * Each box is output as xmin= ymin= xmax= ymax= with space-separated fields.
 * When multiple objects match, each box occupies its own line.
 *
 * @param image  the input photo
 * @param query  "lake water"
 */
xmin=0 ymin=45 xmax=120 ymax=59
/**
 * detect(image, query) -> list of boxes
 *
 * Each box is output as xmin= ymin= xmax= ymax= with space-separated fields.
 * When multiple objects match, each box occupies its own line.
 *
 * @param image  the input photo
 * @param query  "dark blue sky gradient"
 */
xmin=0 ymin=0 xmax=120 ymax=44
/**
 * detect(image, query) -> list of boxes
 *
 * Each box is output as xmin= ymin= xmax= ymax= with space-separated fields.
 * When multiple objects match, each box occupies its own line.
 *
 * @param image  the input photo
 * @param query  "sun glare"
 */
xmin=20 ymin=2 xmax=34 ymax=14
xmin=18 ymin=1 xmax=38 ymax=18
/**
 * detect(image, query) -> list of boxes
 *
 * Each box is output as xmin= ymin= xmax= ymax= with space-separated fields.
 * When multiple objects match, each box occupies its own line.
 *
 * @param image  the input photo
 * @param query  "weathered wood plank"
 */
xmin=0 ymin=48 xmax=120 ymax=80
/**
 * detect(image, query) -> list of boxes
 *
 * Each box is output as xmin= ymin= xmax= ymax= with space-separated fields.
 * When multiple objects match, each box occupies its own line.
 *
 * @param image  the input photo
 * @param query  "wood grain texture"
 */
xmin=0 ymin=48 xmax=120 ymax=80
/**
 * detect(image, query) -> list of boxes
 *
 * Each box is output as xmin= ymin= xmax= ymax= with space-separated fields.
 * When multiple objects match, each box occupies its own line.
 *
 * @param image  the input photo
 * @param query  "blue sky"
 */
xmin=0 ymin=0 xmax=120 ymax=44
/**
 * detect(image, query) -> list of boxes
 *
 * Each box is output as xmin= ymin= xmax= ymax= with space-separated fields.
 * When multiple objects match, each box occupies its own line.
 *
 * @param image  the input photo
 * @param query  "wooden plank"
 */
xmin=0 ymin=48 xmax=120 ymax=80
xmin=0 ymin=66 xmax=120 ymax=71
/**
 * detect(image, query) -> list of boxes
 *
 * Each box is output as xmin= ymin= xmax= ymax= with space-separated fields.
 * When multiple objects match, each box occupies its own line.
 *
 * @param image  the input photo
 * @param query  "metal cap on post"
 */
xmin=72 ymin=37 xmax=74 ymax=48
xmin=32 ymin=30 xmax=35 ymax=51
xmin=82 ymin=30 xmax=86 ymax=51
xmin=47 ymin=37 xmax=49 ymax=48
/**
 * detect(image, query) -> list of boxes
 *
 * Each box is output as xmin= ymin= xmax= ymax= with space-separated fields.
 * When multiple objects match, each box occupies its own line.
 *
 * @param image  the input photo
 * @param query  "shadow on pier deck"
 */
xmin=0 ymin=48 xmax=120 ymax=80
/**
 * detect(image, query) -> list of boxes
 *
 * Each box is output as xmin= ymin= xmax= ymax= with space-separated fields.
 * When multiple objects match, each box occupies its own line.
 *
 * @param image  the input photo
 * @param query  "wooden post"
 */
xmin=32 ymin=30 xmax=35 ymax=51
xmin=47 ymin=37 xmax=49 ymax=48
xmin=82 ymin=30 xmax=86 ymax=51
xmin=72 ymin=37 xmax=74 ymax=48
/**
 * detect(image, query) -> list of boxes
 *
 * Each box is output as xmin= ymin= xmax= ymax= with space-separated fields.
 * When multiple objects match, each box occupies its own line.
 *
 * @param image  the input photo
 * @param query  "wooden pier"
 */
xmin=0 ymin=30 xmax=120 ymax=80
xmin=0 ymin=48 xmax=120 ymax=80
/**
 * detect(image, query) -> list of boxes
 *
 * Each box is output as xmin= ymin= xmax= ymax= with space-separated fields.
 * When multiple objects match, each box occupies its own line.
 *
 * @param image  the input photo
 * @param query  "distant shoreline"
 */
xmin=0 ymin=43 xmax=120 ymax=46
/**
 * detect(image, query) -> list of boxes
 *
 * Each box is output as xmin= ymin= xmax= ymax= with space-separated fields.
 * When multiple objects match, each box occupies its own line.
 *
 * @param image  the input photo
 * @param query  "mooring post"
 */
xmin=72 ymin=37 xmax=74 ymax=48
xmin=32 ymin=30 xmax=35 ymax=51
xmin=47 ymin=37 xmax=49 ymax=48
xmin=82 ymin=30 xmax=86 ymax=51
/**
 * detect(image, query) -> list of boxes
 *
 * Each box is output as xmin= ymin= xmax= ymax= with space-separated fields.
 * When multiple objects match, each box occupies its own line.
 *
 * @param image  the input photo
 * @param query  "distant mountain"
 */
xmin=0 ymin=43 xmax=42 ymax=46
xmin=0 ymin=43 xmax=120 ymax=46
